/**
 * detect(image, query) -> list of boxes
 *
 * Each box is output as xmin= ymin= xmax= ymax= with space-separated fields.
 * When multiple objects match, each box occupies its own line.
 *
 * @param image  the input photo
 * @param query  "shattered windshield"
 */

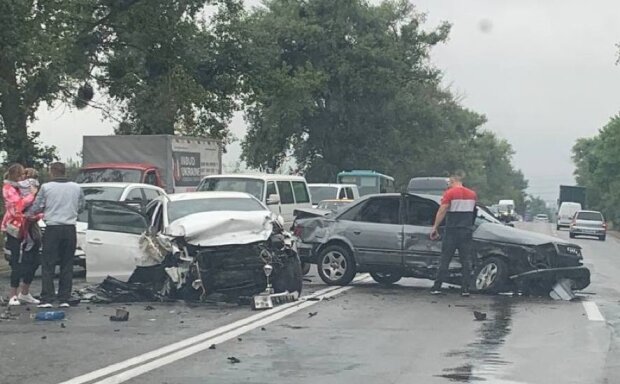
xmin=167 ymin=197 xmax=266 ymax=223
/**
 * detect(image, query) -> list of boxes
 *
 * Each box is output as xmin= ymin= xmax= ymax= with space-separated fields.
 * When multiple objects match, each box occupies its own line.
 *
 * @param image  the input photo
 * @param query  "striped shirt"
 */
xmin=441 ymin=186 xmax=477 ymax=229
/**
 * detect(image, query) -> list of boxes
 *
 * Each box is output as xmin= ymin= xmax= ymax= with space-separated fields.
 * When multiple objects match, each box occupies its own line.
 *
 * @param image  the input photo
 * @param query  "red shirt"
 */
xmin=441 ymin=185 xmax=477 ymax=229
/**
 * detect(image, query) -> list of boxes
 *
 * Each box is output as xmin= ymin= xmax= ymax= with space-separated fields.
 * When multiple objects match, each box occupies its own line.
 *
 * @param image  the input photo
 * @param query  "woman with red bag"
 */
xmin=2 ymin=163 xmax=39 ymax=306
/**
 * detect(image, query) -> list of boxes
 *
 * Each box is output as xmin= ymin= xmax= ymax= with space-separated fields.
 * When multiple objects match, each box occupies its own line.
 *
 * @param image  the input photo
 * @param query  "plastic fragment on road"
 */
xmin=34 ymin=311 xmax=65 ymax=321
xmin=550 ymin=279 xmax=577 ymax=301
xmin=252 ymin=291 xmax=299 ymax=310
xmin=109 ymin=308 xmax=130 ymax=322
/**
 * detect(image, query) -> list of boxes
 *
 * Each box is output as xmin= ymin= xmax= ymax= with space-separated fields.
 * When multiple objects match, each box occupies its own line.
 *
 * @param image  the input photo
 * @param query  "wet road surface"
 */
xmin=0 ymin=223 xmax=618 ymax=384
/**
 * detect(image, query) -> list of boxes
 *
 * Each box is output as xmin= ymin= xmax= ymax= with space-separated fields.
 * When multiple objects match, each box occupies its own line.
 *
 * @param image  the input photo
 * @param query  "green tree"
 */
xmin=0 ymin=1 xmax=96 ymax=165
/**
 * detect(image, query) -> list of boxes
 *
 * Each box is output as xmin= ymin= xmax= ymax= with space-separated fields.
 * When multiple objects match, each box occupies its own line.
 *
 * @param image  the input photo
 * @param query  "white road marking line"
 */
xmin=582 ymin=301 xmax=605 ymax=322
xmin=59 ymin=274 xmax=370 ymax=384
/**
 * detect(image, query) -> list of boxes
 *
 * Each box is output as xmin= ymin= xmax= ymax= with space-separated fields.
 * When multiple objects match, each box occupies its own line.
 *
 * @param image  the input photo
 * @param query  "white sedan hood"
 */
xmin=166 ymin=211 xmax=276 ymax=247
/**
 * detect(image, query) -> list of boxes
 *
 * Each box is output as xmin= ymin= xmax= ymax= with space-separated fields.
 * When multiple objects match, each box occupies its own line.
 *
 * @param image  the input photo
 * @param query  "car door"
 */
xmin=403 ymin=195 xmax=443 ymax=270
xmin=337 ymin=196 xmax=404 ymax=266
xmin=85 ymin=201 xmax=148 ymax=283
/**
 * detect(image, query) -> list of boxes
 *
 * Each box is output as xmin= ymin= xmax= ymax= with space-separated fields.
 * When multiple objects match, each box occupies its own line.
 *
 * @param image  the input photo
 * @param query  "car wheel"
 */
xmin=474 ymin=257 xmax=508 ymax=293
xmin=317 ymin=245 xmax=356 ymax=286
xmin=301 ymin=262 xmax=311 ymax=276
xmin=273 ymin=253 xmax=303 ymax=295
xmin=370 ymin=271 xmax=402 ymax=286
xmin=569 ymin=233 xmax=575 ymax=239
xmin=599 ymin=235 xmax=606 ymax=241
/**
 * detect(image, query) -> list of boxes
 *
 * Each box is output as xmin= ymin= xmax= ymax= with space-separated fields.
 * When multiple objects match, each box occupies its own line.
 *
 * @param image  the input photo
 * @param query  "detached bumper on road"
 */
xmin=510 ymin=266 xmax=591 ymax=291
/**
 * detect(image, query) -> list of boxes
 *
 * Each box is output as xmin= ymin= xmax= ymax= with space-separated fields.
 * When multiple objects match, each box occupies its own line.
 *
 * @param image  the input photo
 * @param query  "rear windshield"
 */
xmin=309 ymin=186 xmax=338 ymax=205
xmin=198 ymin=178 xmax=265 ymax=201
xmin=576 ymin=212 xmax=603 ymax=221
xmin=168 ymin=197 xmax=266 ymax=223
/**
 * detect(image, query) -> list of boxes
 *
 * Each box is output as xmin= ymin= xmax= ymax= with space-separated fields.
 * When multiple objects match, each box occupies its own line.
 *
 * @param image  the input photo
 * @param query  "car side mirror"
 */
xmin=266 ymin=194 xmax=280 ymax=205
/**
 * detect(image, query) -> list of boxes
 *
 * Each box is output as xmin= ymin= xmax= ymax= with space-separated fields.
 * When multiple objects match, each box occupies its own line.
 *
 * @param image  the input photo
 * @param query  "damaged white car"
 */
xmin=84 ymin=192 xmax=303 ymax=307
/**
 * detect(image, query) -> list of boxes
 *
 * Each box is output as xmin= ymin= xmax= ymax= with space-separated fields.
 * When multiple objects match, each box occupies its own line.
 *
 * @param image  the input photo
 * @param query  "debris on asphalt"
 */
xmin=109 ymin=308 xmax=130 ymax=322
xmin=227 ymin=357 xmax=241 ymax=364
xmin=144 ymin=305 xmax=155 ymax=311
xmin=549 ymin=278 xmax=577 ymax=301
xmin=41 ymin=336 xmax=47 ymax=340
xmin=308 ymin=311 xmax=318 ymax=318
xmin=180 ymin=320 xmax=184 ymax=324
xmin=305 ymin=297 xmax=321 ymax=301
xmin=60 ymin=323 xmax=66 ymax=329
xmin=237 ymin=338 xmax=242 ymax=342
xmin=261 ymin=327 xmax=266 ymax=331
xmin=86 ymin=306 xmax=91 ymax=311
xmin=114 ymin=329 xmax=120 ymax=332
xmin=474 ymin=311 xmax=487 ymax=321
xmin=281 ymin=324 xmax=306 ymax=330
xmin=209 ymin=344 xmax=216 ymax=350
xmin=34 ymin=311 xmax=65 ymax=321
xmin=0 ymin=310 xmax=18 ymax=320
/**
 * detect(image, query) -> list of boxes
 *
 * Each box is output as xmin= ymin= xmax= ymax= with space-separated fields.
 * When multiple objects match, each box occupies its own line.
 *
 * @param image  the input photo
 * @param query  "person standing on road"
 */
xmin=429 ymin=170 xmax=477 ymax=297
xmin=29 ymin=162 xmax=84 ymax=308
xmin=2 ymin=163 xmax=40 ymax=306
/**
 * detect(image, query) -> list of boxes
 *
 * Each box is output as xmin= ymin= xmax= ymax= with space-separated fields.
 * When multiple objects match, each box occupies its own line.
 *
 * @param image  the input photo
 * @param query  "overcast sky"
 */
xmin=31 ymin=0 xmax=620 ymax=201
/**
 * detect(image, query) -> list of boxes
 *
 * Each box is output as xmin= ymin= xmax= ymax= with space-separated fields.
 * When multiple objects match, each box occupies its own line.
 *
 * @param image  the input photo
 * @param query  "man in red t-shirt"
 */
xmin=429 ymin=170 xmax=477 ymax=296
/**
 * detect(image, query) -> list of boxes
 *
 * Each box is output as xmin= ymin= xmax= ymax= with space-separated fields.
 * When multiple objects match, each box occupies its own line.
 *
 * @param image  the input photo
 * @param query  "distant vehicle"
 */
xmin=316 ymin=199 xmax=354 ymax=212
xmin=558 ymin=185 xmax=586 ymax=210
xmin=336 ymin=170 xmax=395 ymax=196
xmin=570 ymin=210 xmax=606 ymax=241
xmin=534 ymin=214 xmax=549 ymax=223
xmin=197 ymin=174 xmax=312 ymax=227
xmin=557 ymin=202 xmax=582 ymax=230
xmin=308 ymin=184 xmax=360 ymax=207
xmin=497 ymin=199 xmax=517 ymax=223
xmin=407 ymin=177 xmax=450 ymax=196
xmin=78 ymin=135 xmax=222 ymax=193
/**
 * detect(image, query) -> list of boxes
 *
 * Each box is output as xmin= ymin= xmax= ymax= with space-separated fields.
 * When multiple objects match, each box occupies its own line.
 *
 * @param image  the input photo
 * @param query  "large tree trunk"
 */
xmin=0 ymin=57 xmax=30 ymax=166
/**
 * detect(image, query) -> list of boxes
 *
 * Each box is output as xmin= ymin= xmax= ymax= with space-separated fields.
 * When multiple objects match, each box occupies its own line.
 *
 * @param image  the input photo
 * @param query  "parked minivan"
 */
xmin=557 ymin=202 xmax=582 ymax=230
xmin=197 ymin=174 xmax=312 ymax=226
xmin=308 ymin=183 xmax=360 ymax=207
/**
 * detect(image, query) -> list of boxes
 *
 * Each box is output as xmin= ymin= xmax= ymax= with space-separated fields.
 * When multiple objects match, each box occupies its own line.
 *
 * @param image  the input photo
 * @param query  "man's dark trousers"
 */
xmin=432 ymin=228 xmax=474 ymax=291
xmin=41 ymin=225 xmax=77 ymax=303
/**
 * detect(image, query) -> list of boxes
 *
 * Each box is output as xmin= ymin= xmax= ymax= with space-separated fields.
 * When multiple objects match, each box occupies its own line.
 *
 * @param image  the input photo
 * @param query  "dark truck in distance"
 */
xmin=294 ymin=193 xmax=590 ymax=297
xmin=558 ymin=185 xmax=586 ymax=209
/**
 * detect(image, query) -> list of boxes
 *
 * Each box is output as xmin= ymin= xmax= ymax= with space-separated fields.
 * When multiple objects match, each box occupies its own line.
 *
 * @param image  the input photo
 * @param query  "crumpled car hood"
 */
xmin=166 ymin=211 xmax=275 ymax=247
xmin=474 ymin=223 xmax=566 ymax=246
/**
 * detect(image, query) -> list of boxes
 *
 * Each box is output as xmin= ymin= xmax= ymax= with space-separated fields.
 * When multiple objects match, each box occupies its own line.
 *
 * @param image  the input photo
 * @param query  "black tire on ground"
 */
xmin=599 ymin=235 xmax=606 ymax=241
xmin=473 ymin=256 xmax=509 ymax=293
xmin=569 ymin=233 xmax=576 ymax=239
xmin=273 ymin=254 xmax=303 ymax=295
xmin=370 ymin=271 xmax=402 ymax=285
xmin=301 ymin=262 xmax=311 ymax=275
xmin=316 ymin=244 xmax=356 ymax=286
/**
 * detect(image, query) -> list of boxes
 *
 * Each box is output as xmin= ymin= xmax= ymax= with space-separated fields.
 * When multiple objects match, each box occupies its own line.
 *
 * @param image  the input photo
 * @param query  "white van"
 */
xmin=557 ymin=202 xmax=582 ymax=230
xmin=197 ymin=174 xmax=312 ymax=227
xmin=308 ymin=183 xmax=360 ymax=207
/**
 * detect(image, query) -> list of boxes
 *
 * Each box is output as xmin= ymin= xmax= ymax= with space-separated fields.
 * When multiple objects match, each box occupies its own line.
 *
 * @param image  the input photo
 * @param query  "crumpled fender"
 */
xmin=510 ymin=266 xmax=591 ymax=291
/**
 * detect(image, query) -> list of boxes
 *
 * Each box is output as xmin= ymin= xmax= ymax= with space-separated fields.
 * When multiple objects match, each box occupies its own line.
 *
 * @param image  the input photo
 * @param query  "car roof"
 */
xmin=79 ymin=182 xmax=162 ymax=190
xmin=560 ymin=202 xmax=582 ymax=206
xmin=166 ymin=191 xmax=257 ymax=201
xmin=576 ymin=210 xmax=603 ymax=214
xmin=318 ymin=199 xmax=354 ymax=203
xmin=201 ymin=173 xmax=307 ymax=182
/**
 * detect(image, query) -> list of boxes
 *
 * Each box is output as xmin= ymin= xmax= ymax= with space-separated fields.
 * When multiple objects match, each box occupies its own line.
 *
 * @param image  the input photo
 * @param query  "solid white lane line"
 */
xmin=582 ymin=301 xmax=605 ymax=322
xmin=59 ymin=274 xmax=370 ymax=384
xmin=93 ymin=283 xmax=360 ymax=384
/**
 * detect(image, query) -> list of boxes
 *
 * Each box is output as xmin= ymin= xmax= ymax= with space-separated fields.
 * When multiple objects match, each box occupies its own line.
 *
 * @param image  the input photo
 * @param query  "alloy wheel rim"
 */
xmin=321 ymin=251 xmax=347 ymax=281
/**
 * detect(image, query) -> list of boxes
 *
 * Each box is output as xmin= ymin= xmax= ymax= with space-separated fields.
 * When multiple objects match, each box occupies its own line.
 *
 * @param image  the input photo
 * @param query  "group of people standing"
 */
xmin=2 ymin=162 xmax=84 ymax=308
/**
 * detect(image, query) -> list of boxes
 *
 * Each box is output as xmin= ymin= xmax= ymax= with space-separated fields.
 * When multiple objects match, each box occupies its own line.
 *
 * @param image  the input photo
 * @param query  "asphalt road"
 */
xmin=0 ymin=222 xmax=618 ymax=384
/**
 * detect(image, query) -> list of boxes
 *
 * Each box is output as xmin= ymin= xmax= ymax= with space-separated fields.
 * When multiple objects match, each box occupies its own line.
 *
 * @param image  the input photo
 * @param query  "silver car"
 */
xmin=569 ymin=210 xmax=606 ymax=241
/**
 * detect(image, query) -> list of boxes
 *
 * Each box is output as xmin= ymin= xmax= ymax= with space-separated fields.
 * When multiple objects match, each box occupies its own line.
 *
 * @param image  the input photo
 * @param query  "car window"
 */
xmin=292 ymin=181 xmax=310 ymax=203
xmin=406 ymin=198 xmax=437 ymax=226
xmin=198 ymin=177 xmax=265 ymax=201
xmin=338 ymin=188 xmax=346 ymax=199
xmin=144 ymin=171 xmax=158 ymax=186
xmin=266 ymin=181 xmax=277 ymax=201
xmin=340 ymin=197 xmax=400 ymax=224
xmin=126 ymin=188 xmax=144 ymax=203
xmin=89 ymin=202 xmax=147 ymax=235
xmin=345 ymin=187 xmax=354 ymax=199
xmin=309 ymin=186 xmax=338 ymax=205
xmin=576 ymin=212 xmax=603 ymax=221
xmin=143 ymin=188 xmax=161 ymax=203
xmin=277 ymin=181 xmax=295 ymax=204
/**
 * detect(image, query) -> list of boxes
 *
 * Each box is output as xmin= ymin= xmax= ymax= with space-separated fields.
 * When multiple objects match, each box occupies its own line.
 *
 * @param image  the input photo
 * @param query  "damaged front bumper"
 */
xmin=510 ymin=266 xmax=591 ymax=295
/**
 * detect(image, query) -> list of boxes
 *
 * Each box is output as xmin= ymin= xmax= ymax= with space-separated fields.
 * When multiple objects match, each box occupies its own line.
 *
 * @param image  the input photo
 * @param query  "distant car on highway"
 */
xmin=570 ymin=210 xmax=606 ymax=241
xmin=534 ymin=214 xmax=549 ymax=223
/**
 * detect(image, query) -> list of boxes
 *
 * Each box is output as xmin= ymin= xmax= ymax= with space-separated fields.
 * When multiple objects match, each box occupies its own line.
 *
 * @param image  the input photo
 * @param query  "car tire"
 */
xmin=317 ymin=244 xmax=356 ymax=286
xmin=370 ymin=271 xmax=402 ymax=286
xmin=569 ymin=233 xmax=576 ymax=239
xmin=599 ymin=235 xmax=606 ymax=241
xmin=273 ymin=253 xmax=303 ymax=295
xmin=473 ymin=257 xmax=509 ymax=293
xmin=301 ymin=262 xmax=311 ymax=276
